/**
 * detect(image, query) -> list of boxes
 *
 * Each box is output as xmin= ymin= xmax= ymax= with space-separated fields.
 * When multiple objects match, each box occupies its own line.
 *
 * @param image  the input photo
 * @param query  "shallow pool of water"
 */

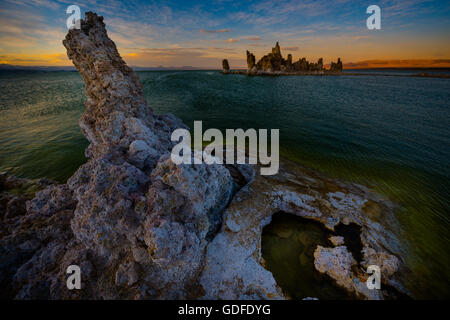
xmin=261 ymin=212 xmax=352 ymax=300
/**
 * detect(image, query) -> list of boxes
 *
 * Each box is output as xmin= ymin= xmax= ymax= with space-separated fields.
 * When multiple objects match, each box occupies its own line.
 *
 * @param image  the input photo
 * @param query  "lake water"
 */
xmin=0 ymin=70 xmax=448 ymax=298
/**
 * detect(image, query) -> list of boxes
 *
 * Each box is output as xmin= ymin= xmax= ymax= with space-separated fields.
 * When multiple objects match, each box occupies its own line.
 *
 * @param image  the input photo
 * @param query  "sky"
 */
xmin=0 ymin=0 xmax=449 ymax=68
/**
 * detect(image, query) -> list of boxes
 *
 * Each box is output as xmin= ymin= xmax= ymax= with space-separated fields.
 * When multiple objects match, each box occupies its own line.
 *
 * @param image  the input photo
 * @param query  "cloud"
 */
xmin=200 ymin=29 xmax=232 ymax=33
xmin=282 ymin=46 xmax=299 ymax=51
xmin=0 ymin=52 xmax=69 ymax=65
xmin=229 ymin=0 xmax=336 ymax=27
xmin=120 ymin=46 xmax=232 ymax=68
xmin=244 ymin=36 xmax=261 ymax=41
xmin=352 ymin=36 xmax=370 ymax=41
xmin=1 ymin=0 xmax=449 ymax=67
xmin=0 ymin=8 xmax=66 ymax=52
xmin=344 ymin=59 xmax=450 ymax=69
xmin=4 ymin=0 xmax=60 ymax=10
xmin=382 ymin=0 xmax=436 ymax=18
xmin=207 ymin=47 xmax=238 ymax=53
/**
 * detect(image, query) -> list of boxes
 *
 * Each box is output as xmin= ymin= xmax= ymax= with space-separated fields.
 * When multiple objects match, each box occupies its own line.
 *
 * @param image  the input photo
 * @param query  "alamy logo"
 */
xmin=66 ymin=265 xmax=81 ymax=290
xmin=171 ymin=121 xmax=280 ymax=175
xmin=366 ymin=5 xmax=381 ymax=30
xmin=66 ymin=5 xmax=81 ymax=30
xmin=366 ymin=265 xmax=381 ymax=290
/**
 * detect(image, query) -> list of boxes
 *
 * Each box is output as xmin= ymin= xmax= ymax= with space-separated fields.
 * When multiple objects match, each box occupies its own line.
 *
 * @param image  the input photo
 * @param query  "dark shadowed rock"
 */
xmin=222 ymin=59 xmax=230 ymax=72
xmin=330 ymin=58 xmax=343 ymax=72
xmin=246 ymin=50 xmax=256 ymax=71
xmin=222 ymin=42 xmax=343 ymax=75
xmin=272 ymin=41 xmax=281 ymax=57
xmin=286 ymin=54 xmax=293 ymax=69
xmin=317 ymin=58 xmax=323 ymax=71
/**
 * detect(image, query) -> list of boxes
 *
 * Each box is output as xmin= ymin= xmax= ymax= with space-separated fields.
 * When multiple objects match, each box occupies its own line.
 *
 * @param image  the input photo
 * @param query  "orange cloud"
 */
xmin=200 ymin=29 xmax=232 ymax=33
xmin=0 ymin=53 xmax=70 ymax=66
xmin=344 ymin=59 xmax=450 ymax=69
xmin=282 ymin=46 xmax=299 ymax=51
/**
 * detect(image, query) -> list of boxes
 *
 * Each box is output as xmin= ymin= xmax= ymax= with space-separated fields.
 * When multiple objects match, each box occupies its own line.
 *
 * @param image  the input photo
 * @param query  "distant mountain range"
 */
xmin=0 ymin=64 xmax=214 ymax=72
xmin=133 ymin=65 xmax=212 ymax=71
xmin=2 ymin=60 xmax=450 ymax=72
xmin=342 ymin=59 xmax=450 ymax=69
xmin=0 ymin=64 xmax=76 ymax=71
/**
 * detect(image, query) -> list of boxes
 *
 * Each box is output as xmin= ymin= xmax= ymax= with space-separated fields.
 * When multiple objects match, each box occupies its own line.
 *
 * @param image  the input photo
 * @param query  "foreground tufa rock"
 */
xmin=0 ymin=12 xmax=410 ymax=300
xmin=62 ymin=12 xmax=237 ymax=299
xmin=0 ymin=12 xmax=235 ymax=299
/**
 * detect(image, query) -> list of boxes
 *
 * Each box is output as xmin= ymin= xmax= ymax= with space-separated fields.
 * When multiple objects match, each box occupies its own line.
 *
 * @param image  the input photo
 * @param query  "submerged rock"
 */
xmin=329 ymin=236 xmax=345 ymax=246
xmin=314 ymin=245 xmax=382 ymax=299
xmin=0 ymin=12 xmax=410 ymax=300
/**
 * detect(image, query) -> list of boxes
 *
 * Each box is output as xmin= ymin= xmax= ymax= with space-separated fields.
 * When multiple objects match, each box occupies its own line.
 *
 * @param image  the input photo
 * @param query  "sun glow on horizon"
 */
xmin=0 ymin=0 xmax=449 ymax=68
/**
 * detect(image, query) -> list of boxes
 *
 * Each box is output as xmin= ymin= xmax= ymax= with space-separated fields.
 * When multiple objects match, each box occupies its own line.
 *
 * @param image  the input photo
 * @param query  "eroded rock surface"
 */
xmin=227 ymin=42 xmax=342 ymax=75
xmin=1 ymin=12 xmax=235 ymax=300
xmin=0 ymin=175 xmax=75 ymax=299
xmin=200 ymin=160 xmax=410 ymax=299
xmin=0 ymin=12 xmax=410 ymax=300
xmin=329 ymin=236 xmax=345 ymax=246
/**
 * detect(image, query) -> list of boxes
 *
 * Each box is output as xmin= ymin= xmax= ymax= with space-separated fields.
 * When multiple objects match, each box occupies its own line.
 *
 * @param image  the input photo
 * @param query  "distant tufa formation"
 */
xmin=222 ymin=42 xmax=343 ymax=75
xmin=222 ymin=59 xmax=230 ymax=72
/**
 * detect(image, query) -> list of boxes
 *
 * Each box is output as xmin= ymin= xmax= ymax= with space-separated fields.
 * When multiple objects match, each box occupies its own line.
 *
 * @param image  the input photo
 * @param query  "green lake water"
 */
xmin=0 ymin=70 xmax=448 ymax=298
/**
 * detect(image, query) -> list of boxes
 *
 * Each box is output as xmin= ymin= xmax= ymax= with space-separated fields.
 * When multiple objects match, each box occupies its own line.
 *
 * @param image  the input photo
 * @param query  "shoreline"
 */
xmin=222 ymin=70 xmax=450 ymax=79
xmin=0 ymin=151 xmax=413 ymax=300
xmin=2 ymin=68 xmax=449 ymax=80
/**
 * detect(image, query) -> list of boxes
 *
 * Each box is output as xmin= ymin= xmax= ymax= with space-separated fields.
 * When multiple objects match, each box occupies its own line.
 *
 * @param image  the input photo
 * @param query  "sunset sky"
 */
xmin=0 ymin=0 xmax=449 ymax=68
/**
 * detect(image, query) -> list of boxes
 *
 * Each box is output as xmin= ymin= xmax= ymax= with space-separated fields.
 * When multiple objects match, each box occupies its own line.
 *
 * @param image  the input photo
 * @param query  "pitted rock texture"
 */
xmin=1 ymin=12 xmax=235 ymax=300
xmin=314 ymin=245 xmax=382 ymax=300
xmin=200 ymin=159 xmax=410 ymax=299
xmin=61 ymin=12 xmax=236 ymax=299
xmin=0 ymin=176 xmax=76 ymax=299
xmin=227 ymin=42 xmax=342 ymax=75
xmin=329 ymin=236 xmax=345 ymax=246
xmin=0 ymin=12 xmax=410 ymax=300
